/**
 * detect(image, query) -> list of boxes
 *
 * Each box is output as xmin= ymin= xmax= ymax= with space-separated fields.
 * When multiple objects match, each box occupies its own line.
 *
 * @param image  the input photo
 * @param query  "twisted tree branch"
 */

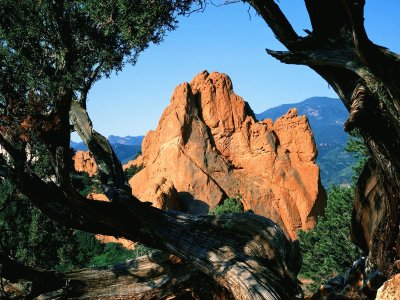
xmin=247 ymin=0 xmax=299 ymax=49
xmin=70 ymin=101 xmax=129 ymax=200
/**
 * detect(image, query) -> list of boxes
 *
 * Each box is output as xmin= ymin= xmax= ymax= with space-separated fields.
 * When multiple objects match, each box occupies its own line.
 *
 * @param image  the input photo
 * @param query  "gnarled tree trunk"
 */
xmin=247 ymin=0 xmax=400 ymax=277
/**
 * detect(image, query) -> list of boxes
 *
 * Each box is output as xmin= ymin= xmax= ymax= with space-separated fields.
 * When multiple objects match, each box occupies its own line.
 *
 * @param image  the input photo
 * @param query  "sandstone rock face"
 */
xmin=376 ymin=274 xmax=400 ymax=300
xmin=87 ymin=193 xmax=135 ymax=249
xmin=73 ymin=150 xmax=97 ymax=177
xmin=129 ymin=71 xmax=326 ymax=239
xmin=136 ymin=178 xmax=181 ymax=211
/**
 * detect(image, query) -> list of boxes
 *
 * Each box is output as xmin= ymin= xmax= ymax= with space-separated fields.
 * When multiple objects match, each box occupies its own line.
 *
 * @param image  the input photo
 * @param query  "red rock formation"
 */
xmin=376 ymin=274 xmax=400 ymax=300
xmin=73 ymin=150 xmax=97 ymax=177
xmin=128 ymin=70 xmax=326 ymax=239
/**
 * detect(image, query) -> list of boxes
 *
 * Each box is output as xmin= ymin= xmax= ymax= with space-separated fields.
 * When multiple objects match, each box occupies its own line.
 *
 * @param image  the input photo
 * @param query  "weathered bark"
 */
xmin=247 ymin=0 xmax=400 ymax=276
xmin=350 ymin=158 xmax=384 ymax=254
xmin=1 ymin=251 xmax=232 ymax=299
xmin=70 ymin=100 xmax=128 ymax=197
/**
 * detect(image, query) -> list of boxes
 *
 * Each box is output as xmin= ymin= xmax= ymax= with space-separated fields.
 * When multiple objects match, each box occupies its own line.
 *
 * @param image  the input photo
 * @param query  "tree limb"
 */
xmin=0 ymin=133 xmax=26 ymax=169
xmin=266 ymin=47 xmax=357 ymax=69
xmin=247 ymin=0 xmax=299 ymax=49
xmin=69 ymin=100 xmax=131 ymax=203
xmin=341 ymin=0 xmax=372 ymax=65
xmin=304 ymin=0 xmax=351 ymax=40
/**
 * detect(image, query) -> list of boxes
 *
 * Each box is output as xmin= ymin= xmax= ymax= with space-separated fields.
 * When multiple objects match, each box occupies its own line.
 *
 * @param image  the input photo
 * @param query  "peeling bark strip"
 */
xmin=344 ymin=84 xmax=368 ymax=132
xmin=248 ymin=0 xmax=400 ymax=280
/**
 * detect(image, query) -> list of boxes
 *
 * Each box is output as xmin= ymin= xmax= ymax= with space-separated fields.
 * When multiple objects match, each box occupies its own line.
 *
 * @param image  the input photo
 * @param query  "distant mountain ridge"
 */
xmin=256 ymin=97 xmax=356 ymax=186
xmin=71 ymin=135 xmax=144 ymax=164
xmin=108 ymin=135 xmax=144 ymax=146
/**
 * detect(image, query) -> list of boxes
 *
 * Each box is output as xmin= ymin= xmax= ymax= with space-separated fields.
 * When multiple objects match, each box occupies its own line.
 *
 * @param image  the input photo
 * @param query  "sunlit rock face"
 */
xmin=376 ymin=274 xmax=400 ymax=300
xmin=128 ymin=70 xmax=326 ymax=239
xmin=73 ymin=150 xmax=97 ymax=177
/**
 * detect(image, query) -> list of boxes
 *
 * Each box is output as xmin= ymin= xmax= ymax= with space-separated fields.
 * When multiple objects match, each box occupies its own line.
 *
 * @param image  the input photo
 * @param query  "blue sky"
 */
xmin=78 ymin=1 xmax=400 ymax=140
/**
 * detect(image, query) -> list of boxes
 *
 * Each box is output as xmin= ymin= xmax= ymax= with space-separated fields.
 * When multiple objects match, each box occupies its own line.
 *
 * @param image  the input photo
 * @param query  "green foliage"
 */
xmin=345 ymin=133 xmax=369 ymax=158
xmin=0 ymin=0 xmax=199 ymax=110
xmin=345 ymin=132 xmax=369 ymax=182
xmin=124 ymin=164 xmax=143 ymax=180
xmin=88 ymin=243 xmax=153 ymax=267
xmin=71 ymin=172 xmax=90 ymax=196
xmin=30 ymin=143 xmax=56 ymax=179
xmin=298 ymin=186 xmax=362 ymax=291
xmin=71 ymin=171 xmax=101 ymax=196
xmin=0 ymin=177 xmax=153 ymax=271
xmin=73 ymin=231 xmax=105 ymax=268
xmin=209 ymin=195 xmax=244 ymax=215
xmin=299 ymin=134 xmax=368 ymax=292
xmin=0 ymin=179 xmax=78 ymax=271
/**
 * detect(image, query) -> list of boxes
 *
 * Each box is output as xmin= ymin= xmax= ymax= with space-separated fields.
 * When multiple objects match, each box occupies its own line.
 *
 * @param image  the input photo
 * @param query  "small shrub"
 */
xmin=209 ymin=195 xmax=244 ymax=215
xmin=124 ymin=164 xmax=143 ymax=180
xmin=89 ymin=243 xmax=154 ymax=267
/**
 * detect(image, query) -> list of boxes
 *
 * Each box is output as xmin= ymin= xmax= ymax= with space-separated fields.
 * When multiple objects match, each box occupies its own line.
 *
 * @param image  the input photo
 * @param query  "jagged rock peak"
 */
xmin=129 ymin=70 xmax=327 ymax=240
